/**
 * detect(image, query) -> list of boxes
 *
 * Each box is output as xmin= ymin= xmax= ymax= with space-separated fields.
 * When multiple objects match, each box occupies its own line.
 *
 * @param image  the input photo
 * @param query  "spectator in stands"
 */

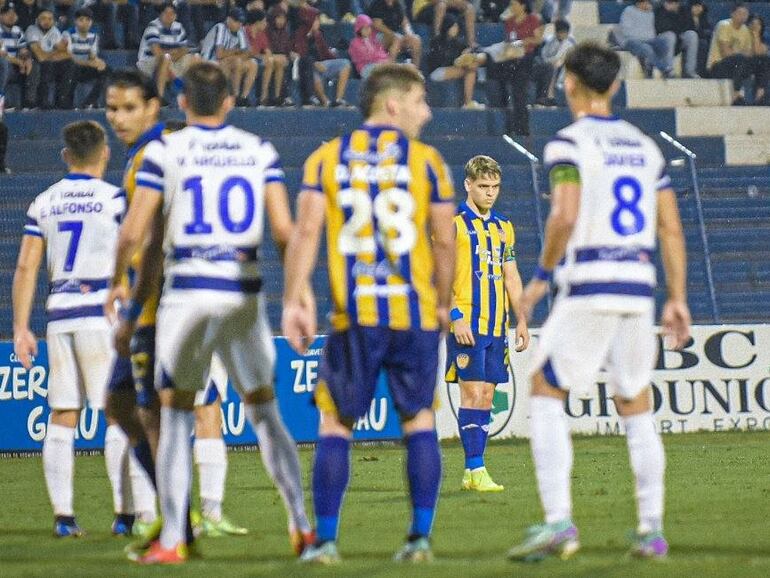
xmin=541 ymin=0 xmax=571 ymax=24
xmin=293 ymin=7 xmax=351 ymax=107
xmin=26 ymin=8 xmax=75 ymax=109
xmin=63 ymin=8 xmax=108 ymax=108
xmin=137 ymin=2 xmax=198 ymax=102
xmin=531 ymin=18 xmax=574 ymax=107
xmin=707 ymin=2 xmax=757 ymax=104
xmin=654 ymin=0 xmax=699 ymax=78
xmin=266 ymin=5 xmax=294 ymax=106
xmin=616 ymin=0 xmax=674 ymax=78
xmin=186 ymin=0 xmax=227 ymax=45
xmin=0 ymin=3 xmax=37 ymax=110
xmin=349 ymin=14 xmax=392 ymax=79
xmin=367 ymin=0 xmax=422 ymax=68
xmin=690 ymin=0 xmax=712 ymax=76
xmin=202 ymin=8 xmax=257 ymax=106
xmin=413 ymin=0 xmax=476 ymax=49
xmin=426 ymin=15 xmax=485 ymax=109
xmin=52 ymin=0 xmax=75 ymax=31
xmin=89 ymin=0 xmax=141 ymax=49
xmin=748 ymin=14 xmax=770 ymax=104
xmin=15 ymin=0 xmax=36 ymax=30
xmin=245 ymin=9 xmax=287 ymax=106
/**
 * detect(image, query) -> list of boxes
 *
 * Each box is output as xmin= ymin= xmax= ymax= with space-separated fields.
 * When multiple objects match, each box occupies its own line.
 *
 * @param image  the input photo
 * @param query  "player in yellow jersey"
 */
xmin=282 ymin=63 xmax=456 ymax=564
xmin=445 ymin=155 xmax=529 ymax=492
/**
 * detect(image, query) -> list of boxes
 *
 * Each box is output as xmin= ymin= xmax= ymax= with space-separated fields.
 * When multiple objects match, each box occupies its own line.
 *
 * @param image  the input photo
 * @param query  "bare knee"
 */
xmin=615 ymin=387 xmax=652 ymax=417
xmin=318 ymin=410 xmax=353 ymax=438
xmin=530 ymin=370 xmax=568 ymax=401
xmin=401 ymin=408 xmax=435 ymax=435
xmin=50 ymin=409 xmax=79 ymax=428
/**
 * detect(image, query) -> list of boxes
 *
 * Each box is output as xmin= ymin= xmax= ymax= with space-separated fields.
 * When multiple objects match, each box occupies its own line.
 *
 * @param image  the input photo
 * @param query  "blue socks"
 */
xmin=132 ymin=439 xmax=157 ymax=489
xmin=458 ymin=408 xmax=491 ymax=470
xmin=313 ymin=436 xmax=350 ymax=543
xmin=406 ymin=430 xmax=441 ymax=538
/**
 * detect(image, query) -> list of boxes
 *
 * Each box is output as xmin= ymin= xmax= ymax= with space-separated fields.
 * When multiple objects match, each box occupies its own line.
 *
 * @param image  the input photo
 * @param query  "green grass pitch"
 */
xmin=1 ymin=432 xmax=769 ymax=577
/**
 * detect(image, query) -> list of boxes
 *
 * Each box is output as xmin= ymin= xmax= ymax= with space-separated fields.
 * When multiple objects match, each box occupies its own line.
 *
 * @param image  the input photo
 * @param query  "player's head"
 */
xmin=180 ymin=61 xmax=233 ymax=119
xmin=563 ymin=42 xmax=620 ymax=112
xmin=61 ymin=120 xmax=109 ymax=173
xmin=105 ymin=68 xmax=160 ymax=146
xmin=464 ymin=155 xmax=501 ymax=213
xmin=359 ymin=63 xmax=431 ymax=139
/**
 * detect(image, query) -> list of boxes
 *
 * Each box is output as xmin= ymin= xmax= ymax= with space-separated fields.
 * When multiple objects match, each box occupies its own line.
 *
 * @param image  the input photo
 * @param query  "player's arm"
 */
xmin=12 ymin=234 xmax=44 ymax=369
xmin=503 ymin=251 xmax=529 ymax=352
xmin=657 ymin=187 xmax=691 ymax=350
xmin=430 ymin=201 xmax=456 ymax=333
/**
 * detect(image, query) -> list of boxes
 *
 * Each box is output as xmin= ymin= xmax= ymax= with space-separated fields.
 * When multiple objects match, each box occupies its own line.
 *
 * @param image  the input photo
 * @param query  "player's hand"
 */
xmin=520 ymin=279 xmax=549 ymax=322
xmin=436 ymin=306 xmax=450 ymax=334
xmin=113 ymin=318 xmax=136 ymax=358
xmin=104 ymin=284 xmax=129 ymax=325
xmin=13 ymin=328 xmax=37 ymax=370
xmin=514 ymin=319 xmax=530 ymax=352
xmin=282 ymin=301 xmax=316 ymax=354
xmin=452 ymin=318 xmax=475 ymax=346
xmin=662 ymin=299 xmax=691 ymax=350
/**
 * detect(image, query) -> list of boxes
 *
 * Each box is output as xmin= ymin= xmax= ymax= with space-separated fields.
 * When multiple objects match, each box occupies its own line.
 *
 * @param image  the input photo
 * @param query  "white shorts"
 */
xmin=46 ymin=325 xmax=115 ymax=410
xmin=156 ymin=294 xmax=275 ymax=398
xmin=530 ymin=299 xmax=656 ymax=400
xmin=193 ymin=352 xmax=229 ymax=406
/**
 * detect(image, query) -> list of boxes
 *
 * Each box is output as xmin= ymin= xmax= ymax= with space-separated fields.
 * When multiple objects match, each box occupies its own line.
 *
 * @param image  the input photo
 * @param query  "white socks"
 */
xmin=129 ymin=452 xmax=157 ymax=523
xmin=157 ymin=407 xmax=195 ymax=549
xmin=104 ymin=424 xmax=133 ymax=515
xmin=194 ymin=437 xmax=227 ymax=522
xmin=244 ymin=400 xmax=311 ymax=533
xmin=530 ymin=396 xmax=573 ymax=524
xmin=43 ymin=423 xmax=75 ymax=517
xmin=624 ymin=412 xmax=665 ymax=533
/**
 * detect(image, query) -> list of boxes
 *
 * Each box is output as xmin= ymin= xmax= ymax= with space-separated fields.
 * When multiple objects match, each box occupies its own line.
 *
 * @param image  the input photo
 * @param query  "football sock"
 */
xmin=194 ymin=437 xmax=227 ymax=522
xmin=105 ymin=424 xmax=133 ymax=514
xmin=245 ymin=401 xmax=312 ymax=533
xmin=129 ymin=451 xmax=157 ymax=523
xmin=312 ymin=435 xmax=350 ymax=543
xmin=624 ymin=412 xmax=665 ymax=534
xmin=43 ymin=422 xmax=75 ymax=516
xmin=157 ymin=407 xmax=194 ymax=549
xmin=530 ymin=396 xmax=573 ymax=524
xmin=406 ymin=429 xmax=441 ymax=538
xmin=458 ymin=408 xmax=490 ymax=470
xmin=132 ymin=439 xmax=157 ymax=489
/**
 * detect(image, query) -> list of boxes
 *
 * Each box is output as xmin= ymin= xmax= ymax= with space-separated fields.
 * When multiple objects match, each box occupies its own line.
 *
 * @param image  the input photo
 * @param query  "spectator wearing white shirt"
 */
xmin=26 ymin=8 xmax=75 ymax=109
xmin=531 ymin=18 xmax=574 ymax=106
xmin=64 ymin=8 xmax=108 ymax=108
xmin=614 ymin=0 xmax=675 ymax=78
xmin=0 ymin=3 xmax=37 ymax=110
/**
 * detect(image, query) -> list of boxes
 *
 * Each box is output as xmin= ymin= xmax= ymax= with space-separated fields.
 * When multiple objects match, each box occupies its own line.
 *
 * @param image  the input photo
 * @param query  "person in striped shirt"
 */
xmin=64 ymin=8 xmax=108 ymax=108
xmin=201 ymin=8 xmax=257 ymax=107
xmin=0 ymin=3 xmax=36 ymax=110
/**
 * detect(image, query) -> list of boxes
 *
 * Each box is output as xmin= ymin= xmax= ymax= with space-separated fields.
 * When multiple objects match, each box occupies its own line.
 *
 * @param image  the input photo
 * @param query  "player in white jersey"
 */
xmin=12 ymin=121 xmax=132 ymax=537
xmin=107 ymin=62 xmax=313 ymax=564
xmin=507 ymin=43 xmax=691 ymax=562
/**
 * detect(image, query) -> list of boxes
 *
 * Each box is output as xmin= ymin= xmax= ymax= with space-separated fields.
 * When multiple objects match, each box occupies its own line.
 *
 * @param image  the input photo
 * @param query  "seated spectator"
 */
xmin=367 ymin=0 xmax=422 ymax=68
xmin=349 ymin=14 xmax=391 ymax=79
xmin=186 ymin=0 xmax=227 ymax=45
xmin=691 ymin=0 xmax=712 ymax=76
xmin=413 ymin=0 xmax=476 ymax=48
xmin=15 ymin=0 xmax=36 ymax=31
xmin=616 ymin=0 xmax=674 ymax=78
xmin=137 ymin=2 xmax=198 ymax=102
xmin=88 ymin=0 xmax=141 ymax=49
xmin=26 ymin=8 xmax=75 ymax=109
xmin=748 ymin=14 xmax=770 ymax=104
xmin=202 ymin=8 xmax=257 ymax=106
xmin=707 ymin=2 xmax=760 ymax=104
xmin=531 ymin=18 xmax=574 ymax=106
xmin=655 ymin=0 xmax=699 ymax=78
xmin=0 ymin=3 xmax=37 ymax=110
xmin=63 ymin=8 xmax=108 ymax=108
xmin=266 ymin=5 xmax=294 ymax=106
xmin=427 ymin=15 xmax=484 ymax=109
xmin=293 ymin=7 xmax=351 ymax=107
xmin=53 ymin=0 xmax=76 ymax=31
xmin=245 ymin=9 xmax=287 ymax=106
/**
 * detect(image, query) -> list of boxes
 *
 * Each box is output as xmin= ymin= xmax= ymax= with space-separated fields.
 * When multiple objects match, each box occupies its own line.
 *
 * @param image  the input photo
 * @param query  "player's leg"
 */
xmin=272 ymin=54 xmax=287 ymax=102
xmin=43 ymin=331 xmax=83 ymax=537
xmin=155 ymin=55 xmax=172 ymax=102
xmin=259 ymin=56 xmax=274 ymax=105
xmin=104 ymin=421 xmax=135 ymax=535
xmin=240 ymin=57 xmax=258 ymax=104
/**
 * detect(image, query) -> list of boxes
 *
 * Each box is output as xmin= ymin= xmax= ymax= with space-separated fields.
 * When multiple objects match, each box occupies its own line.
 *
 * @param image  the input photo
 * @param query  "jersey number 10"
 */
xmin=183 ymin=176 xmax=256 ymax=235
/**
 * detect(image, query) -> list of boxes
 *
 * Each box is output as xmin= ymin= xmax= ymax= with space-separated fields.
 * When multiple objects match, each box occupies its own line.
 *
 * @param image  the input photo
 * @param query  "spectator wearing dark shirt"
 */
xmin=748 ymin=14 xmax=770 ymax=104
xmin=691 ymin=0 xmax=712 ymax=76
xmin=367 ymin=0 xmax=421 ymax=68
xmin=427 ymin=15 xmax=484 ymax=108
xmin=64 ymin=8 xmax=108 ymax=108
xmin=413 ymin=0 xmax=476 ymax=48
xmin=245 ymin=9 xmax=288 ymax=105
xmin=88 ymin=0 xmax=141 ymax=49
xmin=15 ymin=0 xmax=37 ymax=30
xmin=655 ymin=0 xmax=699 ymax=78
xmin=26 ymin=8 xmax=75 ymax=109
xmin=0 ymin=3 xmax=37 ymax=109
xmin=264 ymin=5 xmax=294 ymax=105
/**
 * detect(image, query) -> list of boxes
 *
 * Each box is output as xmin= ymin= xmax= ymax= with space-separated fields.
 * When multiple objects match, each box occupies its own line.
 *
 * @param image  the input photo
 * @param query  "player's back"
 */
xmin=25 ymin=174 xmax=122 ymax=329
xmin=303 ymin=124 xmax=454 ymax=332
xmin=545 ymin=116 xmax=669 ymax=312
xmin=143 ymin=124 xmax=282 ymax=304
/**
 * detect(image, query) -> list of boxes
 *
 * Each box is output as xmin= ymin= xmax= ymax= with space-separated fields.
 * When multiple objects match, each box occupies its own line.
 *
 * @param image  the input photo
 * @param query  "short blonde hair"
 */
xmin=464 ymin=155 xmax=501 ymax=181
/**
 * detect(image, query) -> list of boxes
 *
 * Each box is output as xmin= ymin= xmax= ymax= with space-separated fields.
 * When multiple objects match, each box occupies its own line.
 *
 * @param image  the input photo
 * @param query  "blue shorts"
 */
xmin=317 ymin=325 xmax=440 ymax=421
xmin=445 ymin=333 xmax=509 ymax=385
xmin=315 ymin=58 xmax=350 ymax=82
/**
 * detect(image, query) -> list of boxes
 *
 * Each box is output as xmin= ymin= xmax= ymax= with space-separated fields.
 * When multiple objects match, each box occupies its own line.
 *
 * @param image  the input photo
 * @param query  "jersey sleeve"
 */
xmin=112 ymin=187 xmax=128 ymax=224
xmin=135 ymin=139 xmax=166 ymax=194
xmin=263 ymin=141 xmax=286 ymax=184
xmin=543 ymin=134 xmax=581 ymax=187
xmin=301 ymin=143 xmax=327 ymax=195
xmin=23 ymin=199 xmax=42 ymax=237
xmin=502 ymin=220 xmax=516 ymax=262
xmin=426 ymin=146 xmax=454 ymax=203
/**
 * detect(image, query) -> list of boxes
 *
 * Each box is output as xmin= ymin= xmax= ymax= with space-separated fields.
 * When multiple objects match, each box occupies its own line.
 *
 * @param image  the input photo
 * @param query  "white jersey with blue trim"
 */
xmin=543 ymin=115 xmax=670 ymax=313
xmin=24 ymin=174 xmax=124 ymax=332
xmin=138 ymin=124 xmax=285 ymax=303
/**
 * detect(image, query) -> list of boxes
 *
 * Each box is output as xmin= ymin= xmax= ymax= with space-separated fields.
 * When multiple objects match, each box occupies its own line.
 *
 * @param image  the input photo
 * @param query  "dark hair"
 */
xmin=74 ymin=7 xmax=93 ymax=19
xmin=733 ymin=2 xmax=747 ymax=13
xmin=554 ymin=18 xmax=570 ymax=33
xmin=438 ymin=14 xmax=458 ymax=39
xmin=62 ymin=120 xmax=106 ymax=165
xmin=359 ymin=63 xmax=424 ymax=118
xmin=564 ymin=41 xmax=620 ymax=94
xmin=183 ymin=62 xmax=229 ymax=116
xmin=164 ymin=119 xmax=187 ymax=132
xmin=108 ymin=68 xmax=158 ymax=101
xmin=750 ymin=14 xmax=765 ymax=38
xmin=246 ymin=9 xmax=266 ymax=24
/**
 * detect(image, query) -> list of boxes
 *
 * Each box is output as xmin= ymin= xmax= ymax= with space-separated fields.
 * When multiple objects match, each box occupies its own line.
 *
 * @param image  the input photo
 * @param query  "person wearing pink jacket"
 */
xmin=349 ymin=14 xmax=394 ymax=79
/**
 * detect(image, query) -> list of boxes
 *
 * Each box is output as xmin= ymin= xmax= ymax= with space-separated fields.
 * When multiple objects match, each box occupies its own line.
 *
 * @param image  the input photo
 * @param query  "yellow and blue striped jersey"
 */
xmin=302 ymin=124 xmax=455 ymax=331
xmin=452 ymin=201 xmax=516 ymax=337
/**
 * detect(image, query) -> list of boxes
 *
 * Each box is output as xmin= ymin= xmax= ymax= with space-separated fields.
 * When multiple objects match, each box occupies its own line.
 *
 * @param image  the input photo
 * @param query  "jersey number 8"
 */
xmin=611 ymin=176 xmax=645 ymax=236
xmin=337 ymin=187 xmax=416 ymax=256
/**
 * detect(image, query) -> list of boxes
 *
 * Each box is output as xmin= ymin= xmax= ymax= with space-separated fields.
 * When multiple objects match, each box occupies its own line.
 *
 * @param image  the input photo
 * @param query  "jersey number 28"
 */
xmin=337 ymin=187 xmax=416 ymax=256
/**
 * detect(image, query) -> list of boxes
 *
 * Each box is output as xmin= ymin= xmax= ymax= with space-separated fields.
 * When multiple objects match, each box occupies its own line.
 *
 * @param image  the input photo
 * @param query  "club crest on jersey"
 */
xmin=456 ymin=354 xmax=470 ymax=369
